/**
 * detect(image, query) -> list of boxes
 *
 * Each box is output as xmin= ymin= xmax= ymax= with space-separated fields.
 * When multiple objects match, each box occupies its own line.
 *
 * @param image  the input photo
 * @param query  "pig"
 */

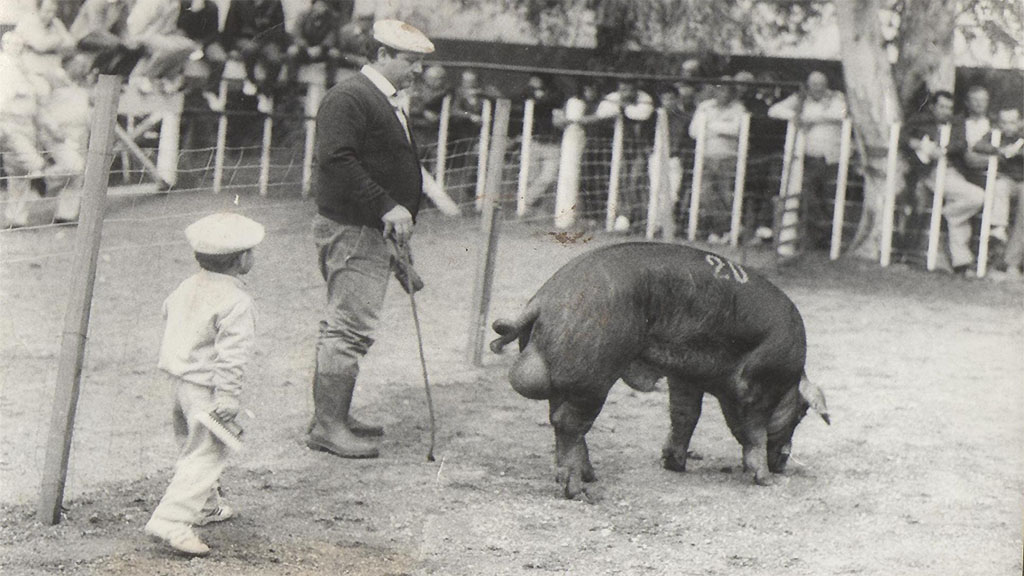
xmin=490 ymin=242 xmax=829 ymax=498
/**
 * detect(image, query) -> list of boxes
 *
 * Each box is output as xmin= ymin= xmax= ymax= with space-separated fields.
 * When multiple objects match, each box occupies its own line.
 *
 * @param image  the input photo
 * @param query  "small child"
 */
xmin=144 ymin=212 xmax=264 ymax=556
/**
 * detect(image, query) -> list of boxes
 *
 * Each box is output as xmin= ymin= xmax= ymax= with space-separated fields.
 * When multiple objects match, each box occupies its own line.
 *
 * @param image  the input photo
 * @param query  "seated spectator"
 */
xmin=124 ymin=0 xmax=199 ymax=93
xmin=222 ymin=0 xmax=289 ymax=107
xmin=768 ymin=70 xmax=847 ymax=250
xmin=68 ymin=0 xmax=142 ymax=79
xmin=973 ymin=108 xmax=1024 ymax=276
xmin=407 ymin=65 xmax=449 ymax=166
xmin=177 ymin=0 xmax=227 ymax=110
xmin=14 ymin=0 xmax=75 ymax=92
xmin=517 ymin=74 xmax=565 ymax=214
xmin=37 ymin=82 xmax=90 ymax=224
xmin=903 ymin=90 xmax=986 ymax=275
xmin=1 ymin=31 xmax=47 ymax=228
xmin=948 ymin=85 xmax=1011 ymax=251
xmin=287 ymin=0 xmax=343 ymax=88
xmin=689 ymin=78 xmax=746 ymax=243
xmin=595 ymin=78 xmax=654 ymax=232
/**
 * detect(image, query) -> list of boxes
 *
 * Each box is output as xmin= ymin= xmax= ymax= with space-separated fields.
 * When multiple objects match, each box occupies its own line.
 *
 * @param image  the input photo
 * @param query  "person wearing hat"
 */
xmin=308 ymin=19 xmax=433 ymax=459
xmin=144 ymin=213 xmax=264 ymax=556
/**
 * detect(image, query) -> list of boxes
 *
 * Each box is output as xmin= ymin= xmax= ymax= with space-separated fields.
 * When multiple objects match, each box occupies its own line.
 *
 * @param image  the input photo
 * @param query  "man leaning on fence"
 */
xmin=307 ymin=20 xmax=433 ymax=459
xmin=768 ymin=71 xmax=847 ymax=250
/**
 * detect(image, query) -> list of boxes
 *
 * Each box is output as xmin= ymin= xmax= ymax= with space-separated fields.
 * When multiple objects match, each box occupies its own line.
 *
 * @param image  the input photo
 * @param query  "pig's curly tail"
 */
xmin=489 ymin=301 xmax=541 ymax=353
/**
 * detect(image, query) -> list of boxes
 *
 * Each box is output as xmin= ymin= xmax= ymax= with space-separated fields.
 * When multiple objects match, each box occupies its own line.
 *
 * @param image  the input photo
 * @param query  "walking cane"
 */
xmin=387 ymin=236 xmax=437 ymax=462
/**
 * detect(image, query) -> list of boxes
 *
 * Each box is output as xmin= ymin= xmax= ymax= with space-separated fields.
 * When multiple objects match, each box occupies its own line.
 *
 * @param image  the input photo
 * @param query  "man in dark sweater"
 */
xmin=307 ymin=20 xmax=434 ymax=459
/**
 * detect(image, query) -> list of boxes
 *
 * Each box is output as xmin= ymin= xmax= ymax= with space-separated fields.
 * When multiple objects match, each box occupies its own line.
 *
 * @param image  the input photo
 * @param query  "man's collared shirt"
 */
xmin=361 ymin=64 xmax=411 ymax=142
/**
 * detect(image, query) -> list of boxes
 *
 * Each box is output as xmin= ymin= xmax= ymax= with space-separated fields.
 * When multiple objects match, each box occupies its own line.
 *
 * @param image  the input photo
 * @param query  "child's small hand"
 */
xmin=213 ymin=393 xmax=240 ymax=421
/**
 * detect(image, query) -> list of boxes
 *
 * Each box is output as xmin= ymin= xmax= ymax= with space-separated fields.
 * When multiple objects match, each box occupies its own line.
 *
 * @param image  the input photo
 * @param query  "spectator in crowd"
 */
xmin=661 ymin=82 xmax=696 ymax=219
xmin=37 ymin=79 xmax=90 ymax=224
xmin=407 ymin=64 xmax=448 ymax=164
xmin=177 ymin=0 xmax=227 ymax=110
xmin=308 ymin=20 xmax=434 ymax=459
xmin=973 ymin=108 xmax=1024 ymax=276
xmin=287 ymin=0 xmax=343 ymax=88
xmin=733 ymin=70 xmax=777 ymax=243
xmin=553 ymin=80 xmax=606 ymax=223
xmin=335 ymin=12 xmax=373 ymax=79
xmin=596 ymin=78 xmax=655 ymax=232
xmin=517 ymin=74 xmax=565 ymax=214
xmin=747 ymin=70 xmax=789 ymax=241
xmin=767 ymin=70 xmax=847 ymax=250
xmin=947 ymin=85 xmax=1010 ymax=250
xmin=222 ymin=0 xmax=289 ymax=108
xmin=326 ymin=0 xmax=355 ymax=24
xmin=14 ymin=0 xmax=75 ymax=92
xmin=124 ymin=0 xmax=199 ymax=93
xmin=68 ymin=0 xmax=142 ymax=79
xmin=903 ymin=90 xmax=986 ymax=275
xmin=1 ymin=31 xmax=46 ymax=228
xmin=689 ymin=77 xmax=746 ymax=243
xmin=446 ymin=68 xmax=488 ymax=198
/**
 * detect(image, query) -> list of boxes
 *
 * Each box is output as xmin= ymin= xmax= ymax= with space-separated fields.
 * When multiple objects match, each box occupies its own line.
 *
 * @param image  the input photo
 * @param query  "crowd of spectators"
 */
xmin=398 ymin=59 xmax=1016 ymax=276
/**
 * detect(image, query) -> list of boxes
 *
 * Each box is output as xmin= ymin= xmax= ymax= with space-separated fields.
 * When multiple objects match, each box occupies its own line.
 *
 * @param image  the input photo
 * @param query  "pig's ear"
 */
xmin=799 ymin=374 xmax=831 ymax=426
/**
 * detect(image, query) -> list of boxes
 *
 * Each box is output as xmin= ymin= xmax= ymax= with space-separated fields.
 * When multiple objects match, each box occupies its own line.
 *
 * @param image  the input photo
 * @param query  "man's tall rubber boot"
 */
xmin=306 ymin=370 xmax=379 ymax=459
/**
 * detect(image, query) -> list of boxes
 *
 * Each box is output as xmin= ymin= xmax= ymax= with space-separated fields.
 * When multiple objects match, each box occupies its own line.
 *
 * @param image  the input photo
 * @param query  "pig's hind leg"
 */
xmin=662 ymin=377 xmax=703 ymax=472
xmin=549 ymin=391 xmax=606 ymax=499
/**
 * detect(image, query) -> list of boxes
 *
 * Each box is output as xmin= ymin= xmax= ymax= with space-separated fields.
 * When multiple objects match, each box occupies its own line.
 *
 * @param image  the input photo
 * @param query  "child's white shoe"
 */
xmin=145 ymin=517 xmax=210 ymax=556
xmin=195 ymin=504 xmax=234 ymax=526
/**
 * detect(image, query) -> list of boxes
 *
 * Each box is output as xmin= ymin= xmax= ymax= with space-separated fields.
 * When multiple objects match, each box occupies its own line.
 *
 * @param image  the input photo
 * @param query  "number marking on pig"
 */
xmin=705 ymin=254 xmax=748 ymax=284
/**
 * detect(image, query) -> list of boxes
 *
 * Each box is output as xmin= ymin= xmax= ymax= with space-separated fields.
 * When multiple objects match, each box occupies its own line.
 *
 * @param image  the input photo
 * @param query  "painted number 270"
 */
xmin=705 ymin=254 xmax=749 ymax=284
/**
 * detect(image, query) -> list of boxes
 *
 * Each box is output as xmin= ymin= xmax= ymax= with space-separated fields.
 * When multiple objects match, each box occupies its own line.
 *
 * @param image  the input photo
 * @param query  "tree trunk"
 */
xmin=893 ymin=0 xmax=958 ymax=105
xmin=837 ymin=0 xmax=905 ymax=260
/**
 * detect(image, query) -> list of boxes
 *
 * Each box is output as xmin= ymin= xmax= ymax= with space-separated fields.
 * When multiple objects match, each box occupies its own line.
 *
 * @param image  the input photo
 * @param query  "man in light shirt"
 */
xmin=690 ymin=78 xmax=747 ymax=243
xmin=768 ymin=71 xmax=847 ymax=250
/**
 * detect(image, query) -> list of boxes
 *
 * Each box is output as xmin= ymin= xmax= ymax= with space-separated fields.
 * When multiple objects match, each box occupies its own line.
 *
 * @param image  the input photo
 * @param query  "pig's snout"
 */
xmin=509 ymin=345 xmax=552 ymax=400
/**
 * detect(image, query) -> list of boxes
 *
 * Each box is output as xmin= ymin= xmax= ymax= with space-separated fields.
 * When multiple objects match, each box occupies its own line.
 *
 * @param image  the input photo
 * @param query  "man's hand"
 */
xmin=382 ymin=205 xmax=414 ymax=245
xmin=213 ymin=392 xmax=240 ymax=422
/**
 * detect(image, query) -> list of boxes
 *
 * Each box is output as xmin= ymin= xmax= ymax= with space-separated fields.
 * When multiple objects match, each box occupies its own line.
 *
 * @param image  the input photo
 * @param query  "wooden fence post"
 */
xmin=38 ymin=75 xmax=122 ymax=525
xmin=466 ymin=99 xmax=511 ymax=366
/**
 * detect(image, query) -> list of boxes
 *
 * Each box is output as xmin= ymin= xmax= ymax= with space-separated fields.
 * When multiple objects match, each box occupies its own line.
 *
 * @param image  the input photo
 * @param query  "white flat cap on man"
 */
xmin=372 ymin=19 xmax=434 ymax=54
xmin=185 ymin=213 xmax=265 ymax=255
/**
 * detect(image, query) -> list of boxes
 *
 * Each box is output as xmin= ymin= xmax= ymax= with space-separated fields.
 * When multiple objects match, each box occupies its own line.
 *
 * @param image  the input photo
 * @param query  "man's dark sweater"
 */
xmin=313 ymin=73 xmax=423 ymax=229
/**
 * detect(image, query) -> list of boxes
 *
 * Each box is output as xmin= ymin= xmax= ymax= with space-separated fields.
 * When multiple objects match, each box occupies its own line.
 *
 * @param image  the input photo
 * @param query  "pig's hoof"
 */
xmin=582 ymin=462 xmax=597 ymax=483
xmin=556 ymin=467 xmax=586 ymax=499
xmin=753 ymin=470 xmax=774 ymax=486
xmin=687 ymin=450 xmax=703 ymax=461
xmin=661 ymin=447 xmax=688 ymax=472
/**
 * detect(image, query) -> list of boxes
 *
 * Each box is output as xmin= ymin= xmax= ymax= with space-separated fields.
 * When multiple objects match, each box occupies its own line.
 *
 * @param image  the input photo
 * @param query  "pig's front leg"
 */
xmin=549 ymin=394 xmax=603 ymax=499
xmin=721 ymin=401 xmax=772 ymax=485
xmin=738 ymin=408 xmax=772 ymax=485
xmin=662 ymin=377 xmax=703 ymax=472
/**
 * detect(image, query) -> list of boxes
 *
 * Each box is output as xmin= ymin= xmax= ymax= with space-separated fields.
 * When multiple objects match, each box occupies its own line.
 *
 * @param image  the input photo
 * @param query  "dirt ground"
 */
xmin=1 ymin=189 xmax=1022 ymax=575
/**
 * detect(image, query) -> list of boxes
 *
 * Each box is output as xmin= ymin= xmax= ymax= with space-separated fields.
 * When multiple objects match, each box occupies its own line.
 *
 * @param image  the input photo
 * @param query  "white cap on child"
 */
xmin=372 ymin=20 xmax=434 ymax=54
xmin=185 ymin=213 xmax=265 ymax=255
